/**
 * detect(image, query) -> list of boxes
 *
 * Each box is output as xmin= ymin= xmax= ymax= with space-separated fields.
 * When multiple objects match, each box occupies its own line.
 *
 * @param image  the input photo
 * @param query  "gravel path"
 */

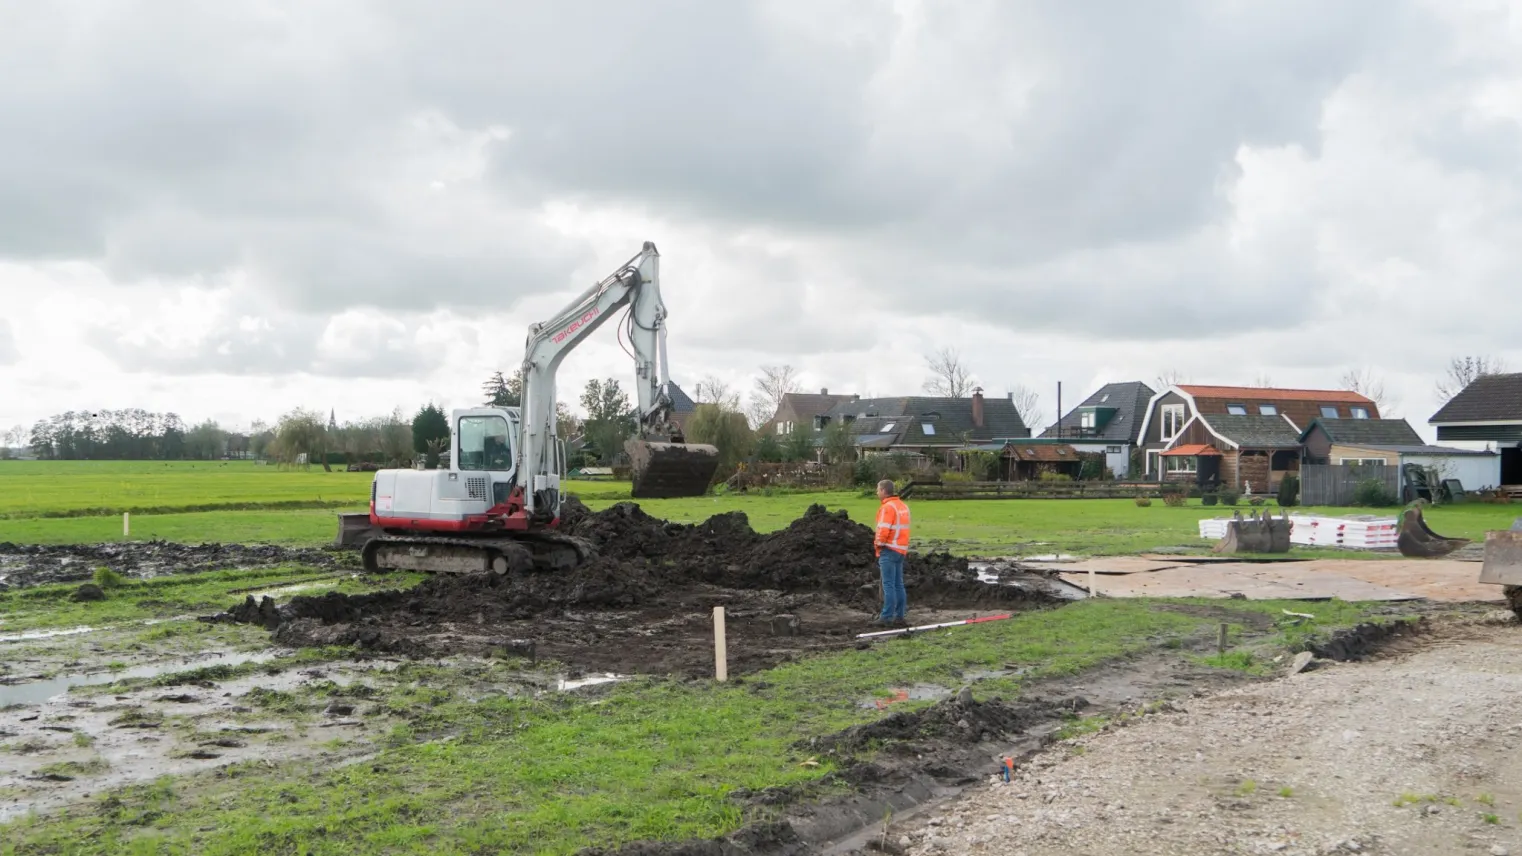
xmin=895 ymin=617 xmax=1522 ymax=856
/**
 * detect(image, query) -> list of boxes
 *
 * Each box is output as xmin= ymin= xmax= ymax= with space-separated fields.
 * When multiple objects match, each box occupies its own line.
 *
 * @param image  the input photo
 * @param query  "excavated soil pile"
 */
xmin=0 ymin=541 xmax=343 ymax=590
xmin=225 ymin=499 xmax=1060 ymax=673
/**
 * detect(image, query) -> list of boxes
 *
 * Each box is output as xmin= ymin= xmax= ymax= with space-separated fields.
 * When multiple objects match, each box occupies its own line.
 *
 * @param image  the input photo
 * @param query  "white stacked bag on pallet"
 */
xmin=1199 ymin=514 xmax=1397 ymax=549
xmin=1198 ymin=518 xmax=1232 ymax=540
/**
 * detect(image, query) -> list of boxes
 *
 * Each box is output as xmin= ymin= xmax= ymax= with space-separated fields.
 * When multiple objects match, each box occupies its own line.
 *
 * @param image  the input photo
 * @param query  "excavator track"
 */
xmin=1506 ymin=585 xmax=1522 ymax=621
xmin=360 ymin=531 xmax=596 ymax=576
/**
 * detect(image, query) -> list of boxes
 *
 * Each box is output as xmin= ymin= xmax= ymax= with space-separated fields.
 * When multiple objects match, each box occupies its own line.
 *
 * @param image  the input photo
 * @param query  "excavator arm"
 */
xmin=517 ymin=242 xmax=717 ymax=516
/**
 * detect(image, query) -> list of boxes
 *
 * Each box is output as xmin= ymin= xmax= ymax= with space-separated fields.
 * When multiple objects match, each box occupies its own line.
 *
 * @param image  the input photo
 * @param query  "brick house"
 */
xmin=1138 ymin=384 xmax=1379 ymax=491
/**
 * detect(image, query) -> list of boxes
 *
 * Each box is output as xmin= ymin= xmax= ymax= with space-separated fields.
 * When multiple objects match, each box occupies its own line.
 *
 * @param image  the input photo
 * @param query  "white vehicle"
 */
xmin=337 ymin=242 xmax=718 ymax=575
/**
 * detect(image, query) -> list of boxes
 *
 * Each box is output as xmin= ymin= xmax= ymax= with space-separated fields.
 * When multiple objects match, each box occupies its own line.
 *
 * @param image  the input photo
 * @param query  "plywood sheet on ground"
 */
xmin=1060 ymin=567 xmax=1315 ymax=600
xmin=1297 ymin=559 xmax=1501 ymax=603
xmin=1061 ymin=564 xmax=1416 ymax=601
xmin=1030 ymin=557 xmax=1187 ymax=575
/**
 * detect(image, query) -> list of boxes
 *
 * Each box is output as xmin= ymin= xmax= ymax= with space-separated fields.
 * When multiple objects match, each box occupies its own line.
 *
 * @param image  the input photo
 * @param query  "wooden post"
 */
xmin=123 ymin=512 xmax=130 ymax=538
xmin=1088 ymin=568 xmax=1098 ymax=598
xmin=713 ymin=606 xmax=727 ymax=682
xmin=1218 ymin=622 xmax=1228 ymax=655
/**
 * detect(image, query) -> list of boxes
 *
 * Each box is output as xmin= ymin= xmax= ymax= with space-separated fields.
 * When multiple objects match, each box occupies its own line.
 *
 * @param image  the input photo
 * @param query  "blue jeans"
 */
xmin=878 ymin=550 xmax=906 ymax=621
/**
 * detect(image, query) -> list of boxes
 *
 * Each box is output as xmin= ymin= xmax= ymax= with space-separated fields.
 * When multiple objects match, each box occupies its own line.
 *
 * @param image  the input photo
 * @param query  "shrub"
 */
xmin=1201 ymin=493 xmax=1219 ymax=506
xmin=1277 ymin=474 xmax=1300 ymax=508
xmin=1038 ymin=471 xmax=1073 ymax=482
xmin=1159 ymin=482 xmax=1186 ymax=496
xmin=1162 ymin=492 xmax=1187 ymax=507
xmin=940 ymin=470 xmax=974 ymax=484
xmin=1354 ymin=478 xmax=1398 ymax=507
xmin=1218 ymin=490 xmax=1240 ymax=506
xmin=1134 ymin=496 xmax=1153 ymax=507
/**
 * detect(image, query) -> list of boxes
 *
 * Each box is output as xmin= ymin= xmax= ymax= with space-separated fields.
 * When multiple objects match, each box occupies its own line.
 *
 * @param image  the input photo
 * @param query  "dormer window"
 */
xmin=1259 ymin=404 xmax=1278 ymax=416
xmin=1226 ymin=404 xmax=1248 ymax=415
xmin=1350 ymin=407 xmax=1369 ymax=419
xmin=1320 ymin=406 xmax=1340 ymax=418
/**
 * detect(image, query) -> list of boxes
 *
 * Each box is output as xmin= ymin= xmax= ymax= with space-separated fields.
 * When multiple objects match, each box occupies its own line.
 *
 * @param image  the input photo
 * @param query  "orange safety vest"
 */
xmin=875 ymin=496 xmax=911 ymax=555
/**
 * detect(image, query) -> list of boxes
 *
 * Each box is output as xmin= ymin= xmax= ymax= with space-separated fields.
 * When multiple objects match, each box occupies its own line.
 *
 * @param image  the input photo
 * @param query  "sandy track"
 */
xmin=896 ymin=617 xmax=1522 ymax=856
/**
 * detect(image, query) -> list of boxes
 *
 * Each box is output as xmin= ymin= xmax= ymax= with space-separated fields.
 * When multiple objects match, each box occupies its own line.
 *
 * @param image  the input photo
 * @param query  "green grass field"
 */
xmin=0 ymin=460 xmax=1515 ymax=555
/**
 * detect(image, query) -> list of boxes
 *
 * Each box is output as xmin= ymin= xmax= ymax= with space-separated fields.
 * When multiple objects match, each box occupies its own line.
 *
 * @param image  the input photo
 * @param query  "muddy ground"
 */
xmin=217 ymin=501 xmax=1071 ymax=678
xmin=0 ymin=541 xmax=346 ymax=590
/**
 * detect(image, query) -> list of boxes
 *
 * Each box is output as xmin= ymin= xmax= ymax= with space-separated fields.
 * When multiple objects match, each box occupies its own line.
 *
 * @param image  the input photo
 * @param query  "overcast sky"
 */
xmin=1 ymin=0 xmax=1519 ymax=440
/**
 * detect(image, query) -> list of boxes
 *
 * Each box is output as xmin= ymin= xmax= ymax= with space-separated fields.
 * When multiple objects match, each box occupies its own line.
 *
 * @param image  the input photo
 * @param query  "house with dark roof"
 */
xmin=760 ymin=389 xmax=859 ymax=437
xmin=1300 ymin=417 xmax=1500 ymax=493
xmin=1429 ymin=372 xmax=1522 ymax=486
xmin=1139 ymin=384 xmax=1379 ymax=490
xmin=820 ymin=388 xmax=1030 ymax=461
xmin=661 ymin=382 xmax=699 ymax=432
xmin=1039 ymin=381 xmax=1154 ymax=477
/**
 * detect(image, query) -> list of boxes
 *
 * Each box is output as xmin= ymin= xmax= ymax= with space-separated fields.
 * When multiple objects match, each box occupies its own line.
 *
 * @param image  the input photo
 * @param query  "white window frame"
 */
xmin=1350 ymin=407 xmax=1370 ymax=419
xmin=777 ymin=421 xmax=791 ymax=435
xmin=1106 ymin=445 xmax=1124 ymax=455
xmin=1146 ymin=450 xmax=1162 ymax=477
xmin=1080 ymin=411 xmax=1096 ymax=429
xmin=1160 ymin=404 xmax=1186 ymax=441
xmin=1163 ymin=455 xmax=1196 ymax=474
xmin=1258 ymin=404 xmax=1278 ymax=416
xmin=879 ymin=422 xmax=896 ymax=433
xmin=921 ymin=422 xmax=935 ymax=435
xmin=1338 ymin=457 xmax=1386 ymax=466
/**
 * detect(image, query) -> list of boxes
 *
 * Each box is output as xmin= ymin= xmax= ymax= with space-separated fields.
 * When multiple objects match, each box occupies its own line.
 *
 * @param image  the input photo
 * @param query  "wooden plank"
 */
xmin=1059 ymin=567 xmax=1318 ymax=600
xmin=1036 ymin=557 xmax=1189 ymax=575
xmin=1298 ymin=559 xmax=1502 ymax=603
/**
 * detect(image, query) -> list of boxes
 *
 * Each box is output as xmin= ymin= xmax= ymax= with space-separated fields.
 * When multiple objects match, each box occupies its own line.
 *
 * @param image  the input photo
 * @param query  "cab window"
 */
xmin=458 ymin=415 xmax=511 ymax=471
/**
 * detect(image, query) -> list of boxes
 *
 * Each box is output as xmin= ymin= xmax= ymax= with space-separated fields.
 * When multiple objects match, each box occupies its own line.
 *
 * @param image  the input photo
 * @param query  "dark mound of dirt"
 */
xmin=579 ymin=822 xmax=808 ymax=856
xmin=817 ymin=694 xmax=1082 ymax=758
xmin=1309 ymin=617 xmax=1426 ymax=661
xmin=0 ymin=541 xmax=345 ymax=590
xmin=69 ymin=583 xmax=106 ymax=602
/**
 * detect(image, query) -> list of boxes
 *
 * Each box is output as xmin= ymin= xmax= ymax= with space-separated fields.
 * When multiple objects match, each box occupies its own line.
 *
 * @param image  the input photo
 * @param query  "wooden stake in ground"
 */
xmin=1218 ymin=622 xmax=1228 ymax=655
xmin=713 ymin=606 xmax=728 ymax=682
xmin=123 ymin=512 xmax=130 ymax=538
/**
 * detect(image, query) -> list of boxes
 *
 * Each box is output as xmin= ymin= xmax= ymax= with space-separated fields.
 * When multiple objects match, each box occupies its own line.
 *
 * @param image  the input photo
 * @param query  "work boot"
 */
xmin=892 ymin=618 xmax=910 ymax=629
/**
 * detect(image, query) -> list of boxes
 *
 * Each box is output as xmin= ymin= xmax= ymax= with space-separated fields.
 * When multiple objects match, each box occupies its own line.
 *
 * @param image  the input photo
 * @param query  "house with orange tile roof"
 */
xmin=1136 ymin=384 xmax=1380 ymax=490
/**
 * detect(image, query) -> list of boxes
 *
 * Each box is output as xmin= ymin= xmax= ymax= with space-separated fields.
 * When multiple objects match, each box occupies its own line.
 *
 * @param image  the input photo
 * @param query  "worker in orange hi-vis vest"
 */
xmin=873 ymin=479 xmax=911 ymax=627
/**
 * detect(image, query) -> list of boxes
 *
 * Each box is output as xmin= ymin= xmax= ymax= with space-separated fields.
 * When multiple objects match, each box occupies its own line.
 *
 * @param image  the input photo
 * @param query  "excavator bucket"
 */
xmin=625 ymin=439 xmax=720 ymax=498
xmin=1213 ymin=510 xmax=1292 ymax=555
xmin=1396 ymin=505 xmax=1471 ymax=558
xmin=1478 ymin=520 xmax=1522 ymax=587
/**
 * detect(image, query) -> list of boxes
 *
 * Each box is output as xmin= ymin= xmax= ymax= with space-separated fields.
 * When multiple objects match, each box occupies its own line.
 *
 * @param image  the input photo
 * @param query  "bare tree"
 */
xmin=1154 ymin=369 xmax=1189 ymax=390
xmin=1436 ymin=355 xmax=1508 ymax=402
xmin=694 ymin=375 xmax=741 ymax=411
xmin=747 ymin=364 xmax=801 ymax=427
xmin=1339 ymin=367 xmax=1398 ymax=414
xmin=924 ymin=347 xmax=974 ymax=397
xmin=1008 ymin=385 xmax=1045 ymax=432
xmin=1253 ymin=373 xmax=1275 ymax=388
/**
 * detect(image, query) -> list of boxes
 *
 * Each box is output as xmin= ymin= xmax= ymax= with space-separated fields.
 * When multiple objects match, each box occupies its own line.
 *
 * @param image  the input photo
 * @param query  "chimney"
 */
xmin=821 ymin=388 xmax=828 ymax=395
xmin=971 ymin=386 xmax=985 ymax=429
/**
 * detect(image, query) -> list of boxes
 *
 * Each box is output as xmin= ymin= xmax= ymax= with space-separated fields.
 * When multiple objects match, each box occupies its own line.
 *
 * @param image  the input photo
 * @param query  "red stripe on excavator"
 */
xmin=369 ymin=515 xmax=530 ymax=532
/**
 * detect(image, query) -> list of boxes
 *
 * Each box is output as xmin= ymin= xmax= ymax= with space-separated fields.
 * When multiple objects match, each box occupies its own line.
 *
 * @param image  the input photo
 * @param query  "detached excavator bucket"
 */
xmin=1478 ymin=520 xmax=1522 ymax=587
xmin=626 ymin=439 xmax=720 ymax=498
xmin=1396 ymin=505 xmax=1471 ymax=558
xmin=1212 ymin=510 xmax=1292 ymax=555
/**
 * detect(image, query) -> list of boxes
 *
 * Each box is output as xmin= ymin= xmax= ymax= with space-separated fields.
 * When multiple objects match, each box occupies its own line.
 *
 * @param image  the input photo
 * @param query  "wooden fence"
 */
xmin=902 ymin=480 xmax=1159 ymax=500
xmin=1300 ymin=463 xmax=1400 ymax=506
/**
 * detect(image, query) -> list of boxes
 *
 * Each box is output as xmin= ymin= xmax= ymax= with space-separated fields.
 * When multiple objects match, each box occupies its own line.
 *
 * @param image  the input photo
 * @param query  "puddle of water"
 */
xmin=0 ymin=650 xmax=281 ymax=708
xmin=238 ymin=582 xmax=327 ymax=600
xmin=556 ymin=673 xmax=626 ymax=691
xmin=0 ymin=626 xmax=97 ymax=643
xmin=969 ymin=563 xmax=1090 ymax=601
xmin=1019 ymin=553 xmax=1079 ymax=562
xmin=859 ymin=683 xmax=949 ymax=710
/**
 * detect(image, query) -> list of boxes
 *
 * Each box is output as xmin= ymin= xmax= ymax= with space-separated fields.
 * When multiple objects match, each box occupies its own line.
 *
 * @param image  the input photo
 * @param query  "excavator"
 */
xmin=335 ymin=242 xmax=719 ymax=574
